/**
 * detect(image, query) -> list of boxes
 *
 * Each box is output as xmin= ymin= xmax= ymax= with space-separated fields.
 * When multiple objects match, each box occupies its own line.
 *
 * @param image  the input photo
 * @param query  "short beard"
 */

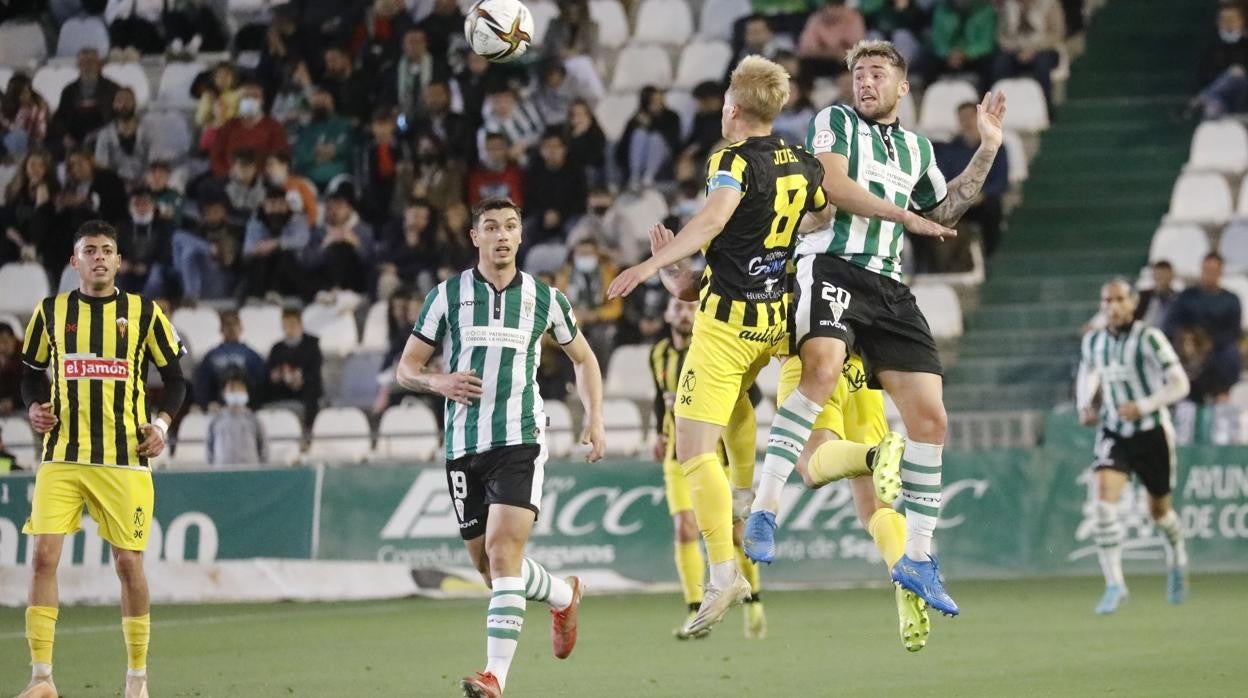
xmin=857 ymin=95 xmax=898 ymax=121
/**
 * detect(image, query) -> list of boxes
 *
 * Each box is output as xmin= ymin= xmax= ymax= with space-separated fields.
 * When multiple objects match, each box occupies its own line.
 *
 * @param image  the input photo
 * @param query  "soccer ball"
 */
xmin=464 ymin=0 xmax=535 ymax=63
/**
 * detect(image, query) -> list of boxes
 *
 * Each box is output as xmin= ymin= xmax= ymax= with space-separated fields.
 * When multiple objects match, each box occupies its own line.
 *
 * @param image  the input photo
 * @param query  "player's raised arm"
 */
xmin=649 ymin=223 xmax=701 ymax=301
xmin=922 ymin=91 xmax=1007 ymax=227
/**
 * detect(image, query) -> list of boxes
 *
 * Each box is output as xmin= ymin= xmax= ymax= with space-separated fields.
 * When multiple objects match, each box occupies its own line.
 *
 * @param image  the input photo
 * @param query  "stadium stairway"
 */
xmin=945 ymin=0 xmax=1214 ymax=414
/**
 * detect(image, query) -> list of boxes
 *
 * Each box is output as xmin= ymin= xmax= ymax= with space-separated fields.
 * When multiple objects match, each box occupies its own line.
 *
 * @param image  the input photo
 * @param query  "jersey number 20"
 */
xmin=765 ymin=174 xmax=809 ymax=249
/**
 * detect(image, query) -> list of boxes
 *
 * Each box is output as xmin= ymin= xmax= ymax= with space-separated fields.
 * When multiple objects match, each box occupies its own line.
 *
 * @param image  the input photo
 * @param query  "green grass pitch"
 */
xmin=2 ymin=574 xmax=1241 ymax=697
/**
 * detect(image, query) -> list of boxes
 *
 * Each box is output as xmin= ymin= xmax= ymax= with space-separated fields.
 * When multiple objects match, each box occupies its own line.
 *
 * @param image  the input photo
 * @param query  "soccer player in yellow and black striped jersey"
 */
xmin=15 ymin=220 xmax=186 ymax=698
xmin=609 ymin=55 xmax=834 ymax=637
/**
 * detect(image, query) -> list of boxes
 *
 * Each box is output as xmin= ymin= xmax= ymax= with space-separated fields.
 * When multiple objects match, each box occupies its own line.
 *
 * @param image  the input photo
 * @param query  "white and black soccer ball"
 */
xmin=464 ymin=0 xmax=535 ymax=63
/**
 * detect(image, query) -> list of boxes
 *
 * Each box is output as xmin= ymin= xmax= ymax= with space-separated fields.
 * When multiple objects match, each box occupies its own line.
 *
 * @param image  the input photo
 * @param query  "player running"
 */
xmin=14 ymin=220 xmax=187 ymax=698
xmin=396 ymin=198 xmax=606 ymax=698
xmin=608 ymin=55 xmax=831 ymax=638
xmin=1076 ymin=279 xmax=1191 ymax=615
xmin=745 ymin=39 xmax=1005 ymax=619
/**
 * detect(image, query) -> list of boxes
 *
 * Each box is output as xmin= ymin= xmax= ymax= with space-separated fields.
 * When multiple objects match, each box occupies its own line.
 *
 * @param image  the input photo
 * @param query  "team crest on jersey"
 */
xmin=522 ymin=297 xmax=535 ymax=319
xmin=116 ymin=317 xmax=128 ymax=339
xmin=812 ymin=129 xmax=835 ymax=149
xmin=821 ymin=283 xmax=851 ymax=325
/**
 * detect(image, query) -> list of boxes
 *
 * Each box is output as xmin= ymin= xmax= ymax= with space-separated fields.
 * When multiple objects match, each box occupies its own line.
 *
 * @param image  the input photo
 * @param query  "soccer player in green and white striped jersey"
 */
xmin=1076 ymin=279 xmax=1191 ymax=615
xmin=746 ymin=40 xmax=1006 ymax=621
xmin=396 ymin=198 xmax=606 ymax=698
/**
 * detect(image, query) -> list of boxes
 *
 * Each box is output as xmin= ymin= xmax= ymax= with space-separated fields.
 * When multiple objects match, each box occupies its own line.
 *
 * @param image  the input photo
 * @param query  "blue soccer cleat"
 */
xmin=1167 ymin=567 xmax=1188 ymax=605
xmin=891 ymin=554 xmax=960 ymax=617
xmin=742 ymin=511 xmax=777 ymax=564
xmin=1095 ymin=584 xmax=1128 ymax=615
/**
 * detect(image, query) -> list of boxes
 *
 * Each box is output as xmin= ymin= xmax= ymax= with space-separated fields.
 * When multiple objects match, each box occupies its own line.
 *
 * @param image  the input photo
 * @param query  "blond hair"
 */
xmin=727 ymin=55 xmax=790 ymax=125
xmin=846 ymin=39 xmax=908 ymax=74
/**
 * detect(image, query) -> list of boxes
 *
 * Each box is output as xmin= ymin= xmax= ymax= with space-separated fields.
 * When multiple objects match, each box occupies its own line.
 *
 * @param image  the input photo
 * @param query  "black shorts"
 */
xmin=791 ymin=254 xmax=942 ymax=387
xmin=1092 ymin=426 xmax=1176 ymax=497
xmin=446 ymin=443 xmax=546 ymax=540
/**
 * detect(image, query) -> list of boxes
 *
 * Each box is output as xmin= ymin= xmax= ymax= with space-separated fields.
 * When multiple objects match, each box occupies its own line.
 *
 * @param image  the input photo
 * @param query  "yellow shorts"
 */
xmin=23 ymin=462 xmax=155 ymax=551
xmin=777 ymin=355 xmax=888 ymax=444
xmin=675 ymin=313 xmax=784 ymax=427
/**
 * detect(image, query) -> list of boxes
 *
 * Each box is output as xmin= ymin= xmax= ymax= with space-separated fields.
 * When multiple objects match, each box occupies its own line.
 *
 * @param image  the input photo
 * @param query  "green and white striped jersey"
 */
xmin=1080 ymin=322 xmax=1181 ymax=437
xmin=413 ymin=268 xmax=579 ymax=460
xmin=799 ymin=104 xmax=947 ymax=281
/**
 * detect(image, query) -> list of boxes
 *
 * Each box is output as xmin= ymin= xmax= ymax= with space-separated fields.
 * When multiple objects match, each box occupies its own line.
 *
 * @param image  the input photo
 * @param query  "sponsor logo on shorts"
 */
xmin=737 ymin=326 xmax=786 ymax=346
xmin=681 ymin=368 xmax=696 ymax=393
xmin=133 ymin=506 xmax=145 ymax=526
xmin=842 ymin=361 xmax=867 ymax=392
xmin=63 ymin=355 xmax=130 ymax=380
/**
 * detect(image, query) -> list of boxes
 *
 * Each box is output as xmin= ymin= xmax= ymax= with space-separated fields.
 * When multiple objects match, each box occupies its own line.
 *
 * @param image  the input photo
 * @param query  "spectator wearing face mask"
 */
xmin=265 ymin=152 xmax=319 ymax=227
xmin=1187 ymin=1 xmax=1248 ymax=119
xmin=556 ymin=238 xmax=623 ymax=367
xmin=224 ymin=149 xmax=267 ymax=222
xmin=206 ymin=374 xmax=267 ymax=467
xmin=172 ymin=190 xmax=244 ymax=300
xmin=117 ymin=186 xmax=174 ymax=297
xmin=293 ymin=87 xmax=357 ymax=191
xmin=265 ymin=309 xmax=324 ymax=424
xmin=566 ymin=187 xmax=639 ymax=264
xmin=305 ymin=183 xmax=376 ymax=296
xmin=210 ymin=82 xmax=289 ymax=177
xmin=194 ymin=313 xmax=267 ymax=409
xmin=241 ymin=185 xmax=311 ymax=300
xmin=321 ymin=45 xmax=373 ymax=124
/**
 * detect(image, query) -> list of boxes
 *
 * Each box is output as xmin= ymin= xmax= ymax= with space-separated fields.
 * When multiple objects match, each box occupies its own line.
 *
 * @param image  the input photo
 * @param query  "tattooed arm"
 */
xmin=396 ymin=336 xmax=483 ymax=406
xmin=923 ymin=91 xmax=1008 ymax=227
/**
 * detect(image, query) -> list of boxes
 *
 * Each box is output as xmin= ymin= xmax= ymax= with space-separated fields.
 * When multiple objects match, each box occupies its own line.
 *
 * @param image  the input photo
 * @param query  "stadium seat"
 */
xmin=375 ymin=402 xmax=441 ymax=461
xmin=360 ymin=300 xmax=390 ymax=352
xmin=1230 ymin=381 xmax=1248 ymax=409
xmin=604 ymin=344 xmax=654 ymax=401
xmin=544 ymin=399 xmax=573 ymax=458
xmin=1167 ymin=172 xmax=1233 ymax=226
xmin=171 ymin=412 xmax=210 ymax=468
xmin=0 ymin=21 xmax=49 ymax=67
xmin=634 ymin=0 xmax=695 ymax=45
xmin=238 ymin=304 xmax=283 ymax=356
xmin=663 ymin=89 xmax=696 ymax=138
xmin=899 ymin=92 xmax=917 ymax=129
xmin=698 ymin=0 xmax=752 ymax=40
xmin=171 ymin=306 xmax=222 ymax=358
xmin=0 ymin=262 xmax=50 ymax=315
xmin=1187 ymin=120 xmax=1248 ymax=175
xmin=614 ymin=188 xmax=669 ymax=244
xmin=302 ymin=304 xmax=359 ymax=358
xmin=610 ymin=44 xmax=673 ymax=92
xmin=57 ymin=264 xmax=77 ymax=293
xmin=674 ymin=40 xmax=732 ymax=90
xmin=528 ymin=0 xmax=559 ymax=43
xmin=594 ymin=91 xmax=637 ymax=141
xmin=912 ymin=282 xmax=963 ymax=339
xmin=0 ymin=311 xmax=23 ymax=337
xmin=1149 ymin=223 xmax=1211 ymax=279
xmin=56 ymin=14 xmax=110 ymax=57
xmin=602 ymin=399 xmax=644 ymax=456
xmin=256 ymin=407 xmax=304 ymax=466
xmin=156 ymin=61 xmax=208 ymax=109
xmin=336 ymin=351 xmax=384 ymax=409
xmin=589 ymin=0 xmax=630 ymax=49
xmin=32 ymin=64 xmax=79 ymax=113
xmin=1218 ymin=220 xmax=1248 ymax=273
xmin=1002 ymin=129 xmax=1029 ymax=184
xmin=523 ymin=241 xmax=570 ymax=276
xmin=756 ymin=357 xmax=781 ymax=399
xmin=1 ymin=416 xmax=38 ymax=470
xmin=0 ymin=67 xmax=12 ymax=92
xmin=992 ymin=78 xmax=1049 ymax=132
xmin=917 ymin=79 xmax=979 ymax=139
xmin=102 ymin=62 xmax=152 ymax=107
xmin=1220 ymin=274 xmax=1248 ymax=330
xmin=308 ymin=407 xmax=372 ymax=463
xmin=142 ymin=109 xmax=194 ymax=163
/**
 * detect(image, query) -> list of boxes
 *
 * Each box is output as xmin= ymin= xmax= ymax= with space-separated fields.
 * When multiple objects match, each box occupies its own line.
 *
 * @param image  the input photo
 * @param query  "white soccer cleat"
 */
xmin=679 ymin=573 xmax=752 ymax=638
xmin=124 ymin=674 xmax=148 ymax=698
xmin=13 ymin=676 xmax=57 ymax=698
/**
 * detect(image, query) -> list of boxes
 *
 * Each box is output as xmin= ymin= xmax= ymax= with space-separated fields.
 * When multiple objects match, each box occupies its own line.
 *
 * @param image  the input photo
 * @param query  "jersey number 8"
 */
xmin=765 ymin=174 xmax=810 ymax=249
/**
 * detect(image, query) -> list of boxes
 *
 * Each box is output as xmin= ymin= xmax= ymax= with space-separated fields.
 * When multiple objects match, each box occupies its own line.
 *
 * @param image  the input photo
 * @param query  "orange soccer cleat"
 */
xmin=551 ymin=576 xmax=583 ymax=659
xmin=460 ymin=671 xmax=502 ymax=698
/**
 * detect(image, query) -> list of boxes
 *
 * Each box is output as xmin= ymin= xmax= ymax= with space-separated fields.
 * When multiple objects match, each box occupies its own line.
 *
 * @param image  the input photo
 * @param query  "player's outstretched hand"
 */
xmin=903 ymin=210 xmax=957 ymax=240
xmin=434 ymin=369 xmax=484 ymax=406
xmin=1079 ymin=407 xmax=1098 ymax=426
xmin=648 ymin=223 xmax=676 ymax=256
xmin=582 ymin=418 xmax=606 ymax=463
xmin=138 ymin=421 xmax=167 ymax=458
xmin=977 ymin=90 xmax=1007 ymax=149
xmin=606 ymin=263 xmax=654 ymax=300
xmin=28 ymin=402 xmax=57 ymax=434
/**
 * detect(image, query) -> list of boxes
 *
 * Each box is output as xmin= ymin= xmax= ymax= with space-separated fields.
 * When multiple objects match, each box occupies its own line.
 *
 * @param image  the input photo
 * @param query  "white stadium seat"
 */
xmin=156 ymin=61 xmax=208 ymax=109
xmin=602 ymin=399 xmax=643 ymax=456
xmin=1218 ymin=220 xmax=1248 ymax=273
xmin=0 ymin=263 xmax=50 ymax=315
xmin=1149 ymin=223 xmax=1211 ymax=279
xmin=1167 ymin=172 xmax=1233 ymax=226
xmin=1230 ymin=381 xmax=1248 ymax=409
xmin=58 ymin=264 xmax=78 ymax=293
xmin=376 ymin=402 xmax=441 ymax=461
xmin=898 ymin=92 xmax=917 ymax=129
xmin=1002 ymin=129 xmax=1029 ymax=184
xmin=171 ymin=306 xmax=221 ymax=357
xmin=308 ymin=407 xmax=372 ymax=463
xmin=594 ymin=91 xmax=637 ymax=141
xmin=360 ymin=300 xmax=390 ymax=352
xmin=663 ymin=89 xmax=696 ymax=138
xmin=992 ymin=78 xmax=1049 ymax=132
xmin=0 ymin=67 xmax=13 ymax=92
xmin=912 ymin=282 xmax=963 ymax=339
xmin=674 ymin=40 xmax=732 ymax=90
xmin=1187 ymin=119 xmax=1248 ymax=175
xmin=614 ymin=188 xmax=669 ymax=246
xmin=610 ymin=44 xmax=673 ymax=92
xmin=699 ymin=0 xmax=752 ymax=40
xmin=238 ymin=304 xmax=283 ymax=356
xmin=32 ymin=65 xmax=79 ymax=113
xmin=1235 ymin=176 xmax=1248 ymax=217
xmin=0 ymin=312 xmax=23 ymax=338
xmin=544 ymin=399 xmax=574 ymax=459
xmin=171 ymin=412 xmax=210 ymax=468
xmin=102 ymin=62 xmax=152 ymax=107
xmin=336 ymin=351 xmax=384 ymax=409
xmin=1220 ymin=275 xmax=1248 ymax=330
xmin=1 ymin=416 xmax=38 ymax=470
xmin=0 ymin=21 xmax=49 ymax=67
xmin=56 ymin=15 xmax=110 ymax=57
xmin=634 ymin=0 xmax=695 ymax=45
xmin=528 ymin=0 xmax=559 ymax=43
xmin=590 ymin=0 xmax=630 ymax=49
xmin=917 ymin=79 xmax=979 ymax=139
xmin=604 ymin=344 xmax=654 ymax=401
xmin=256 ymin=407 xmax=304 ymax=466
xmin=302 ymin=304 xmax=359 ymax=358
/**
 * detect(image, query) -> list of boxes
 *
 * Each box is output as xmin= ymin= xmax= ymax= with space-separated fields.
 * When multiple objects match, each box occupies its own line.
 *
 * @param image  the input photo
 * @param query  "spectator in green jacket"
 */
xmin=293 ymin=87 xmax=357 ymax=191
xmin=920 ymin=0 xmax=997 ymax=90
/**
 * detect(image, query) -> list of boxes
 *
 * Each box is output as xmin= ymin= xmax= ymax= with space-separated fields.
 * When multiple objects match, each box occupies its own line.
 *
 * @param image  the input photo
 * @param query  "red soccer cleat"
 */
xmin=460 ymin=671 xmax=502 ymax=698
xmin=551 ymin=575 xmax=583 ymax=659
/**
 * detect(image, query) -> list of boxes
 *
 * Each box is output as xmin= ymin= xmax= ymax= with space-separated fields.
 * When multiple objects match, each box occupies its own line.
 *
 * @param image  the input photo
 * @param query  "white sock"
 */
xmin=522 ymin=557 xmax=573 ymax=611
xmin=1154 ymin=510 xmax=1188 ymax=568
xmin=901 ymin=441 xmax=943 ymax=560
xmin=753 ymin=390 xmax=822 ymax=514
xmin=485 ymin=576 xmax=526 ymax=690
xmin=709 ymin=559 xmax=737 ymax=589
xmin=32 ymin=663 xmax=51 ymax=678
xmin=1095 ymin=500 xmax=1125 ymax=588
xmin=127 ymin=668 xmax=146 ymax=678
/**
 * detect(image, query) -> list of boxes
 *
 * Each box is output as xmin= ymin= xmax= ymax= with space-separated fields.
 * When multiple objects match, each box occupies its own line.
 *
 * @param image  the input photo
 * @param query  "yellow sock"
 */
xmin=735 ymin=544 xmax=761 ymax=597
xmin=681 ymin=452 xmax=736 ymax=564
xmin=122 ymin=614 xmax=150 ymax=672
xmin=675 ymin=541 xmax=705 ymax=605
xmin=868 ymin=508 xmax=907 ymax=570
xmin=26 ymin=606 xmax=58 ymax=667
xmin=724 ymin=392 xmax=757 ymax=490
xmin=808 ymin=440 xmax=872 ymax=486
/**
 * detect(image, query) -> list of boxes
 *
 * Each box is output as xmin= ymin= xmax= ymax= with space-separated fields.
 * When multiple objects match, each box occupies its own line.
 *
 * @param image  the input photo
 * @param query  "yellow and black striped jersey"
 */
xmin=21 ymin=290 xmax=184 ymax=469
xmin=650 ymin=336 xmax=688 ymax=445
xmin=699 ymin=135 xmax=827 ymax=328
